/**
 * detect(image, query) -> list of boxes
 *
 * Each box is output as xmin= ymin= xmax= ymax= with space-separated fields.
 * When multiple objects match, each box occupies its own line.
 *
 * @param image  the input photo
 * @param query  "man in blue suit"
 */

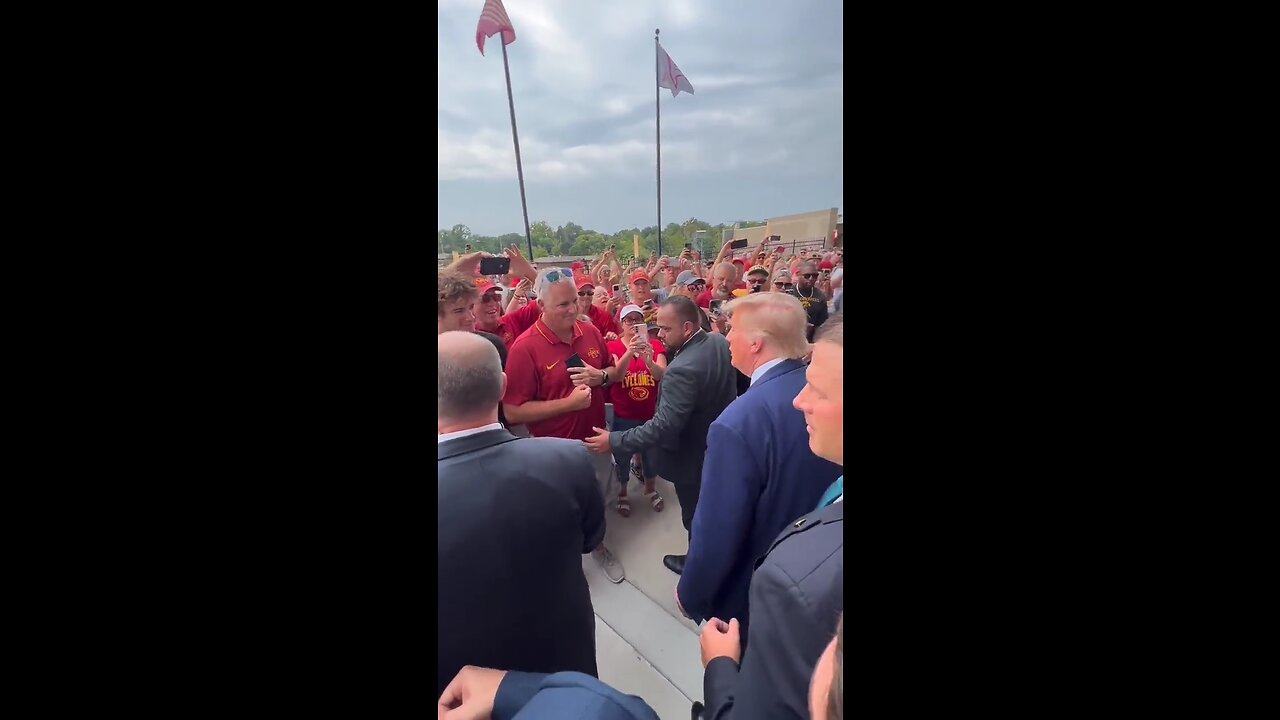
xmin=676 ymin=292 xmax=842 ymax=642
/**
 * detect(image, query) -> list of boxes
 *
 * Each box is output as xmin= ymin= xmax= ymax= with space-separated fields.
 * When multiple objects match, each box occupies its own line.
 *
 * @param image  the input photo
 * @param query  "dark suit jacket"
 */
xmin=679 ymin=360 xmax=842 ymax=636
xmin=437 ymin=428 xmax=605 ymax=696
xmin=609 ymin=330 xmax=737 ymax=488
xmin=492 ymin=671 xmax=660 ymax=720
xmin=703 ymin=501 xmax=844 ymax=720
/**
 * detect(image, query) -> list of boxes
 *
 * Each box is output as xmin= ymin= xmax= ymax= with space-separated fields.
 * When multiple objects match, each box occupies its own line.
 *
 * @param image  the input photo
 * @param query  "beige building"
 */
xmin=721 ymin=207 xmax=840 ymax=257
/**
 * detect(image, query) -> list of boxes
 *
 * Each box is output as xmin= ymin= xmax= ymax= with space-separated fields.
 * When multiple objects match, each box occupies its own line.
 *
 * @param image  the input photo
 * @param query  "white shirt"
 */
xmin=750 ymin=358 xmax=788 ymax=386
xmin=438 ymin=422 xmax=503 ymax=444
xmin=831 ymin=267 xmax=844 ymax=304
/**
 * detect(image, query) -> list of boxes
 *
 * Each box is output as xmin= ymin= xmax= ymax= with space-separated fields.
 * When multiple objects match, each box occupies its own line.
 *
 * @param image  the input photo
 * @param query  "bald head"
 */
xmin=439 ymin=331 xmax=505 ymax=430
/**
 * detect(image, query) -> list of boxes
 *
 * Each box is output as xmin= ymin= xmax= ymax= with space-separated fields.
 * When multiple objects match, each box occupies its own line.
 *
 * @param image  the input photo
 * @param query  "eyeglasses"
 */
xmin=747 ymin=278 xmax=765 ymax=285
xmin=802 ymin=273 xmax=819 ymax=279
xmin=480 ymin=293 xmax=502 ymax=304
xmin=622 ymin=316 xmax=645 ymax=325
xmin=544 ymin=268 xmax=574 ymax=284
xmin=577 ymin=291 xmax=593 ymax=296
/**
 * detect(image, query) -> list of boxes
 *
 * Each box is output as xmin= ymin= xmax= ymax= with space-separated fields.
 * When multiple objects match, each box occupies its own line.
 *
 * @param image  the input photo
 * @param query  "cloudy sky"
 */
xmin=437 ymin=0 xmax=843 ymax=237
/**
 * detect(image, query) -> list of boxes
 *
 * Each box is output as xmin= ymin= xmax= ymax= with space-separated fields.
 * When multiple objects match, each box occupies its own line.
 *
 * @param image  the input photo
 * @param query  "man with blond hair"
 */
xmin=675 ymin=292 xmax=841 ymax=643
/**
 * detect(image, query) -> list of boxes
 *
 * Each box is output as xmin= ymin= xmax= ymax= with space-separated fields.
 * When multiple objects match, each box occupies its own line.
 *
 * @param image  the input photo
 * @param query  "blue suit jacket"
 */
xmin=493 ymin=671 xmax=659 ymax=720
xmin=677 ymin=359 xmax=842 ymax=636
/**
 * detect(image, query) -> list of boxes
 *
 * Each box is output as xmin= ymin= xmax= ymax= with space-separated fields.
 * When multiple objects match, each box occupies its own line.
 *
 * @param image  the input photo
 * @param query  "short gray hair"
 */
xmin=534 ymin=267 xmax=577 ymax=297
xmin=438 ymin=331 xmax=504 ymax=421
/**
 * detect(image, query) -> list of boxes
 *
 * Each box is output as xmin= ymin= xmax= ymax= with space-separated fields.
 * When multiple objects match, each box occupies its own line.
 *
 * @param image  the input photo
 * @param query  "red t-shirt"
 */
xmin=606 ymin=338 xmax=667 ymax=421
xmin=694 ymin=290 xmax=711 ymax=309
xmin=504 ymin=318 xmax=613 ymax=440
xmin=497 ymin=303 xmax=541 ymax=345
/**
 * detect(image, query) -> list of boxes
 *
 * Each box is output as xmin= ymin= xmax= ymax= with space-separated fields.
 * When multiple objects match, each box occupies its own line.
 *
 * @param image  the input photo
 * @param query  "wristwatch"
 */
xmin=599 ymin=368 xmax=610 ymax=387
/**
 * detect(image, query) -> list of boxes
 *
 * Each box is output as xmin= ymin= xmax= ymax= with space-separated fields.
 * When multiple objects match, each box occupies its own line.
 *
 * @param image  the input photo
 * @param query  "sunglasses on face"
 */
xmin=775 ymin=283 xmax=795 ymax=290
xmin=748 ymin=278 xmax=766 ymax=285
xmin=802 ymin=273 xmax=819 ymax=279
xmin=577 ymin=290 xmax=593 ymax=297
xmin=480 ymin=293 xmax=502 ymax=304
xmin=622 ymin=315 xmax=644 ymax=325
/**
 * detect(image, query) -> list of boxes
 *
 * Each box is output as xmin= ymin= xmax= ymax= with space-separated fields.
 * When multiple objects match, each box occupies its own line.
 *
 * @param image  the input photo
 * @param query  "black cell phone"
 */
xmin=612 ymin=284 xmax=620 ymax=293
xmin=730 ymin=239 xmax=748 ymax=249
xmin=479 ymin=257 xmax=511 ymax=275
xmin=709 ymin=299 xmax=724 ymax=314
xmin=684 ymin=242 xmax=692 ymax=250
xmin=565 ymin=353 xmax=585 ymax=369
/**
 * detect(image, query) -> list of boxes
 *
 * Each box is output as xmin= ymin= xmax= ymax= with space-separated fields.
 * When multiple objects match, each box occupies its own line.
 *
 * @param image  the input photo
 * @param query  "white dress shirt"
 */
xmin=438 ymin=422 xmax=503 ymax=444
xmin=750 ymin=357 xmax=788 ymax=386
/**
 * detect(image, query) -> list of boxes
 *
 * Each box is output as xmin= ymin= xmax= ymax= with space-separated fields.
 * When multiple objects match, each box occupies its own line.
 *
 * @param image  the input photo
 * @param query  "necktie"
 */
xmin=816 ymin=475 xmax=843 ymax=510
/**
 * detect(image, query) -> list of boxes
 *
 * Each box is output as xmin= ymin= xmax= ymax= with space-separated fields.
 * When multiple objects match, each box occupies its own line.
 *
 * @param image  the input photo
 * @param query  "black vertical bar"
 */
xmin=501 ymin=41 xmax=535 ymax=261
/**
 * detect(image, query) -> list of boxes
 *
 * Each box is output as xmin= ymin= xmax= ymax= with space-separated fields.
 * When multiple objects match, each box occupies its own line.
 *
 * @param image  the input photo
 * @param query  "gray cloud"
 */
xmin=438 ymin=0 xmax=843 ymax=236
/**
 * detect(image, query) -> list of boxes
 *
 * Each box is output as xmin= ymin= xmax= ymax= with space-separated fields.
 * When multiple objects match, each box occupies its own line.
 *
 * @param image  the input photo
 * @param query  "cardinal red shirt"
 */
xmin=606 ymin=338 xmax=667 ymax=421
xmin=499 ymin=303 xmax=618 ymax=342
xmin=504 ymin=317 xmax=613 ymax=440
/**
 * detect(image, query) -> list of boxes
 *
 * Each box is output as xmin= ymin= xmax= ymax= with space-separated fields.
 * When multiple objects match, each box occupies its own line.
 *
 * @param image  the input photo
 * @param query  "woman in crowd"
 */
xmin=606 ymin=304 xmax=667 ymax=517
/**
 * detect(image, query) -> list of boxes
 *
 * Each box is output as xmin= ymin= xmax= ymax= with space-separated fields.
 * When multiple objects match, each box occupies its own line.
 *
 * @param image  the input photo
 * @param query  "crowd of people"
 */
xmin=437 ymin=237 xmax=844 ymax=719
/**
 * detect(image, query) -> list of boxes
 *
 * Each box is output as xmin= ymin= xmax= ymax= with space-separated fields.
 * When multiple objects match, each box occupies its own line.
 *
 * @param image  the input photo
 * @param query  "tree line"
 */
xmin=437 ymin=218 xmax=768 ymax=260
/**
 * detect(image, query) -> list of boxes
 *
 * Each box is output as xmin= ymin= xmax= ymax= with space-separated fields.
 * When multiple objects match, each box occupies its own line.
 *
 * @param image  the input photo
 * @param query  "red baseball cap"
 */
xmin=474 ymin=277 xmax=501 ymax=293
xmin=629 ymin=270 xmax=651 ymax=284
xmin=570 ymin=261 xmax=585 ymax=271
xmin=574 ymin=275 xmax=596 ymax=290
xmin=818 ymin=260 xmax=834 ymax=270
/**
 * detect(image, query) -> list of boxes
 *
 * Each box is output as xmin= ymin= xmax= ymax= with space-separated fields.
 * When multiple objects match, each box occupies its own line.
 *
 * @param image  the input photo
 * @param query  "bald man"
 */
xmin=438 ymin=331 xmax=605 ymax=696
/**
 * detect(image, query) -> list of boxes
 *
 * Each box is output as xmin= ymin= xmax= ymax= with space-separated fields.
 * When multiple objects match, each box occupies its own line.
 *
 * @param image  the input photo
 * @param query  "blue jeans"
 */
xmin=609 ymin=416 xmax=656 ymax=489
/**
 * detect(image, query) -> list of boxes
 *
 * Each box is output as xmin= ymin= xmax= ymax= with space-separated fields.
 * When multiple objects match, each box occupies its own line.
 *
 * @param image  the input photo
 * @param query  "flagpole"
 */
xmin=500 ymin=41 xmax=536 ymax=261
xmin=655 ymin=28 xmax=662 ymax=258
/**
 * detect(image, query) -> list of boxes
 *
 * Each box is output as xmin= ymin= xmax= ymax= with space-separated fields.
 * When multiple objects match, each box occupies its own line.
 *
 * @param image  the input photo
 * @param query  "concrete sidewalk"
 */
xmin=584 ymin=475 xmax=704 ymax=720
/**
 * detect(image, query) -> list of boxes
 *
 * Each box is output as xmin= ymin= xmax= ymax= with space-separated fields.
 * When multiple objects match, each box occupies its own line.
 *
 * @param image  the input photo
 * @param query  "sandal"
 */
xmin=615 ymin=497 xmax=632 ymax=517
xmin=647 ymin=491 xmax=664 ymax=512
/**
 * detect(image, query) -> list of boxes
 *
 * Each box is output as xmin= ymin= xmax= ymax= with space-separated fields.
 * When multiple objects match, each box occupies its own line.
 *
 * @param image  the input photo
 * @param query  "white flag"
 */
xmin=657 ymin=42 xmax=695 ymax=97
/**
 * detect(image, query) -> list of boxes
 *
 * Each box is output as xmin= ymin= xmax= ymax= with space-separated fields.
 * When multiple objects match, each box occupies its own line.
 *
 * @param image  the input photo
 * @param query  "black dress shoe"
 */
xmin=663 ymin=554 xmax=686 ymax=575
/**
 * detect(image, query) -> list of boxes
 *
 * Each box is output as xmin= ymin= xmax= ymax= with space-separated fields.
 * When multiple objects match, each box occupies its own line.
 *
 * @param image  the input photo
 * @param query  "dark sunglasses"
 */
xmin=480 ymin=293 xmax=502 ymax=304
xmin=577 ymin=290 xmax=593 ymax=297
xmin=747 ymin=278 xmax=766 ymax=284
xmin=801 ymin=273 xmax=819 ymax=279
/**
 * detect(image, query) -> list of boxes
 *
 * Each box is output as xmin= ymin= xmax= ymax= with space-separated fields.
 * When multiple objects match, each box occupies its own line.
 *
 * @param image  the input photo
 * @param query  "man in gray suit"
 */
xmin=583 ymin=295 xmax=738 ymax=575
xmin=437 ymin=331 xmax=604 ymax=696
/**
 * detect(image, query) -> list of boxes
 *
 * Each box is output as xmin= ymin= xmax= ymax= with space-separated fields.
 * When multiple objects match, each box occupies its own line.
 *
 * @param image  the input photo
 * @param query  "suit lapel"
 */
xmin=438 ymin=428 xmax=521 ymax=461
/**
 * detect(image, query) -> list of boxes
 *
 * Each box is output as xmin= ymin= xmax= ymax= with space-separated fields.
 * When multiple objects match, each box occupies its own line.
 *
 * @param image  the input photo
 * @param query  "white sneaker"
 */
xmin=595 ymin=545 xmax=625 ymax=583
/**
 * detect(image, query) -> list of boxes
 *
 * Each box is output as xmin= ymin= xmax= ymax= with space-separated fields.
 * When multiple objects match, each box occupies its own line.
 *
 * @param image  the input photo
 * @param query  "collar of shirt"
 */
xmin=438 ymin=422 xmax=503 ymax=444
xmin=533 ymin=316 xmax=583 ymax=345
xmin=750 ymin=357 xmax=788 ymax=386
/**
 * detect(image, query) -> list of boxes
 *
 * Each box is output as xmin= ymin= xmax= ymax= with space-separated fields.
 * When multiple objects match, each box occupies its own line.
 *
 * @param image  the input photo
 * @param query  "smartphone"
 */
xmin=684 ymin=242 xmax=692 ymax=250
xmin=612 ymin=284 xmax=621 ymax=293
xmin=565 ymin=353 xmax=585 ymax=369
xmin=821 ymin=269 xmax=831 ymax=278
xmin=730 ymin=239 xmax=749 ymax=249
xmin=479 ymin=256 xmax=512 ymax=275
xmin=709 ymin=299 xmax=724 ymax=315
xmin=636 ymin=323 xmax=648 ymax=342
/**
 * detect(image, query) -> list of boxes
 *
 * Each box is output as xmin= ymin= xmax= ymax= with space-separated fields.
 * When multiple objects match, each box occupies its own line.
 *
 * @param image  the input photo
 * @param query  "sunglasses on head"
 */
xmin=544 ymin=268 xmax=574 ymax=284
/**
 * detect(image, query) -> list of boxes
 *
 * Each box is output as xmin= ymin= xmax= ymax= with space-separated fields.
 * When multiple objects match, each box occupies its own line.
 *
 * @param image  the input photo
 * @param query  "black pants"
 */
xmin=672 ymin=475 xmax=701 ymax=542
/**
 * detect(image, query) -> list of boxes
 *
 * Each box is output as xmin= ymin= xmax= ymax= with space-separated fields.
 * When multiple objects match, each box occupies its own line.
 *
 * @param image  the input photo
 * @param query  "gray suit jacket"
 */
xmin=609 ymin=330 xmax=737 ymax=487
xmin=702 ymin=501 xmax=844 ymax=720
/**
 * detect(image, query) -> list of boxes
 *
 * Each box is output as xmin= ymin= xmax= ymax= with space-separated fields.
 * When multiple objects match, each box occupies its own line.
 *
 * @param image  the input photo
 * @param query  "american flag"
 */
xmin=476 ymin=0 xmax=517 ymax=56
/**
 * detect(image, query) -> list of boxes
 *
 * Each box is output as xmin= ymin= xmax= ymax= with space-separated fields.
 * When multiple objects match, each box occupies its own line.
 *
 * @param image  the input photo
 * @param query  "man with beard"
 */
xmin=787 ymin=261 xmax=830 ymax=343
xmin=744 ymin=266 xmax=770 ymax=294
xmin=582 ymin=296 xmax=737 ymax=575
